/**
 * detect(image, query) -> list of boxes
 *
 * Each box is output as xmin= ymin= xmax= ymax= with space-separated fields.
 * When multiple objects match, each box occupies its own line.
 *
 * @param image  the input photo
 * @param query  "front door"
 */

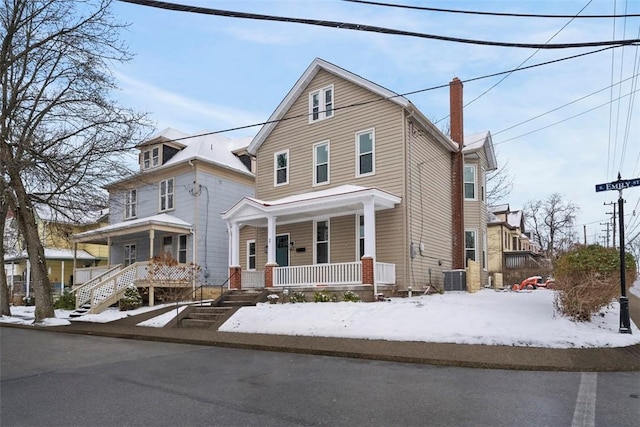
xmin=276 ymin=234 xmax=289 ymax=267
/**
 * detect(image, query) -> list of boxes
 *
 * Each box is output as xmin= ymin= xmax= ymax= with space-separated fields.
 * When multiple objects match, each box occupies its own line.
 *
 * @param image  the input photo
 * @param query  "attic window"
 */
xmin=142 ymin=146 xmax=160 ymax=170
xmin=309 ymin=85 xmax=334 ymax=123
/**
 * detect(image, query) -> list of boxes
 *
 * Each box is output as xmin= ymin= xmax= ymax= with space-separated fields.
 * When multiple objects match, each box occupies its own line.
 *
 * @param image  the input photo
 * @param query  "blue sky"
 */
xmin=110 ymin=0 xmax=640 ymax=244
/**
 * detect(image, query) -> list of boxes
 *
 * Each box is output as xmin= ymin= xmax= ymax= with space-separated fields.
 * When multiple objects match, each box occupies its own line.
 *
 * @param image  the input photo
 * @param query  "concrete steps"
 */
xmin=179 ymin=290 xmax=266 ymax=329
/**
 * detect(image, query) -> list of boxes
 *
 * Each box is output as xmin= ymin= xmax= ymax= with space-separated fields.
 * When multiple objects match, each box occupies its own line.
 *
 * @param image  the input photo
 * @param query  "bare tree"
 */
xmin=0 ymin=187 xmax=11 ymax=315
xmin=525 ymin=193 xmax=579 ymax=258
xmin=1 ymin=0 xmax=150 ymax=322
xmin=486 ymin=159 xmax=514 ymax=206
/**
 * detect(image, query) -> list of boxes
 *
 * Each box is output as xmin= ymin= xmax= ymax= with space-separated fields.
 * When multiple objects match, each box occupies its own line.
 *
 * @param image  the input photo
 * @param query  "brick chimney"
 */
xmin=450 ymin=77 xmax=465 ymax=269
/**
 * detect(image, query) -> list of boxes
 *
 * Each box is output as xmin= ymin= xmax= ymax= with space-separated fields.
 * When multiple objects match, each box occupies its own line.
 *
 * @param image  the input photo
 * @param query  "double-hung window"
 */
xmin=247 ymin=240 xmax=256 ymax=270
xmin=356 ymin=129 xmax=375 ymax=177
xmin=274 ymin=150 xmax=289 ymax=186
xmin=465 ymin=230 xmax=476 ymax=267
xmin=124 ymin=189 xmax=137 ymax=219
xmin=464 ymin=165 xmax=476 ymax=200
xmin=159 ymin=178 xmax=174 ymax=212
xmin=315 ymin=220 xmax=329 ymax=264
xmin=142 ymin=147 xmax=160 ymax=170
xmin=313 ymin=141 xmax=329 ymax=185
xmin=309 ymin=85 xmax=333 ymax=122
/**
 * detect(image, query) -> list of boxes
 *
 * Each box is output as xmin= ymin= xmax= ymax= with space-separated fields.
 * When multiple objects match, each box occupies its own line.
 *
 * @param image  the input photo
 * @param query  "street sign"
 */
xmin=595 ymin=178 xmax=640 ymax=192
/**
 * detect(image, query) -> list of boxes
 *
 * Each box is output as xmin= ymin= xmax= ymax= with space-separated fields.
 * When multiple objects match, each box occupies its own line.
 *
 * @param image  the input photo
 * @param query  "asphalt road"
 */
xmin=1 ymin=328 xmax=639 ymax=426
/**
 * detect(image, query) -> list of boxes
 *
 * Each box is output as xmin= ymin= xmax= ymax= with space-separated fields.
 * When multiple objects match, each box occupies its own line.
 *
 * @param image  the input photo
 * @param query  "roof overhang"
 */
xmin=222 ymin=185 xmax=402 ymax=227
xmin=73 ymin=214 xmax=193 ymax=244
xmin=4 ymin=249 xmax=98 ymax=262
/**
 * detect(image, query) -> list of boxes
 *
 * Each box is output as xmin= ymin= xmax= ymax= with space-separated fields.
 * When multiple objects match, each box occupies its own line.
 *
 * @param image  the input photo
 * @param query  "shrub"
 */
xmin=289 ymin=291 xmax=307 ymax=303
xmin=267 ymin=293 xmax=279 ymax=304
xmin=119 ymin=286 xmax=143 ymax=311
xmin=314 ymin=290 xmax=338 ymax=302
xmin=553 ymin=244 xmax=637 ymax=322
xmin=342 ymin=290 xmax=361 ymax=302
xmin=54 ymin=292 xmax=76 ymax=310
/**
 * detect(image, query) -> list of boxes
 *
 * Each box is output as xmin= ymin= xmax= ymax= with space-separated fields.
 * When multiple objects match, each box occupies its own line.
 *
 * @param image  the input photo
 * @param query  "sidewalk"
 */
xmin=3 ymin=293 xmax=640 ymax=372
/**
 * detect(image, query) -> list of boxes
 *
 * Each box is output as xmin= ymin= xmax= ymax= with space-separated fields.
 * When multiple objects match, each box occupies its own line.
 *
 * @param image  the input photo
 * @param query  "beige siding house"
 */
xmin=222 ymin=58 xmax=496 ymax=295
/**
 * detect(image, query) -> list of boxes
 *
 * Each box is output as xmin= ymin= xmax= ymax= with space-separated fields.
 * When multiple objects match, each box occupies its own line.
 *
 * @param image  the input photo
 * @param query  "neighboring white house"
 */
xmin=73 ymin=128 xmax=255 ymax=291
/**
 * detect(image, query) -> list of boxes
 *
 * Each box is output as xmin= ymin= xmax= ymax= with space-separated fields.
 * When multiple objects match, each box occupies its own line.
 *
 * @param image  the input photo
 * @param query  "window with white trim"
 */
xmin=142 ymin=147 xmax=160 ymax=170
xmin=465 ymin=230 xmax=476 ymax=267
xmin=315 ymin=220 xmax=329 ymax=264
xmin=313 ymin=141 xmax=329 ymax=185
xmin=274 ymin=150 xmax=289 ymax=186
xmin=178 ymin=235 xmax=187 ymax=263
xmin=124 ymin=244 xmax=136 ymax=267
xmin=159 ymin=178 xmax=174 ymax=212
xmin=356 ymin=129 xmax=375 ymax=177
xmin=247 ymin=240 xmax=256 ymax=270
xmin=464 ymin=165 xmax=476 ymax=200
xmin=124 ymin=189 xmax=137 ymax=219
xmin=309 ymin=85 xmax=333 ymax=122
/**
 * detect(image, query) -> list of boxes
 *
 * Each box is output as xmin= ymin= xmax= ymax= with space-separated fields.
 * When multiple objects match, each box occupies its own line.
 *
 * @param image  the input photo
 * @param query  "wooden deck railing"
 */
xmin=271 ymin=262 xmax=395 ymax=287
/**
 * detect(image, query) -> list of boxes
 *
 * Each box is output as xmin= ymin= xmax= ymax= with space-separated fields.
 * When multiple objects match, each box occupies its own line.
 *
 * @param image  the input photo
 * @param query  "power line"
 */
xmin=117 ymin=0 xmax=640 ymax=49
xmin=344 ymin=0 xmax=640 ymax=19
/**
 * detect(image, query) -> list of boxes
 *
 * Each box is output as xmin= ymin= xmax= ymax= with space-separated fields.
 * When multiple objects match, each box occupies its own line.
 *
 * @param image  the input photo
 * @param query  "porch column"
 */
xmin=229 ymin=221 xmax=241 ymax=289
xmin=266 ymin=215 xmax=277 ymax=265
xmin=107 ymin=237 xmax=112 ymax=266
xmin=265 ymin=215 xmax=277 ymax=288
xmin=149 ymin=229 xmax=155 ymax=259
xmin=362 ymin=197 xmax=376 ymax=293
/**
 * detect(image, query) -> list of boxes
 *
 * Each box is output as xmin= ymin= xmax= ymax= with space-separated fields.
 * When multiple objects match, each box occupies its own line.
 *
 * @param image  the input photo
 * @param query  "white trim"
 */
xmin=124 ymin=189 xmax=137 ymax=220
xmin=463 ymin=164 xmax=477 ymax=201
xmin=356 ymin=214 xmax=364 ymax=259
xmin=313 ymin=140 xmax=330 ymax=186
xmin=355 ymin=128 xmax=375 ymax=178
xmin=309 ymin=84 xmax=334 ymax=123
xmin=274 ymin=149 xmax=289 ymax=187
xmin=314 ymin=219 xmax=330 ymax=264
xmin=246 ymin=239 xmax=256 ymax=271
xmin=482 ymin=230 xmax=488 ymax=271
xmin=159 ymin=178 xmax=175 ymax=212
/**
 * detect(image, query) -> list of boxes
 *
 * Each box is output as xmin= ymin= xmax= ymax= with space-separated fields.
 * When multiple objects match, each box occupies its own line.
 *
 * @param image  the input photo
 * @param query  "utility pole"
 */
xmin=604 ymin=201 xmax=617 ymax=248
xmin=600 ymin=221 xmax=611 ymax=247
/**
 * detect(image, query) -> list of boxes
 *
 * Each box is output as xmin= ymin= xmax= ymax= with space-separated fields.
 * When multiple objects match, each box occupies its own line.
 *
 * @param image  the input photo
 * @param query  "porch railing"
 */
xmin=74 ymin=265 xmax=122 ymax=307
xmin=274 ymin=261 xmax=399 ymax=287
xmin=375 ymin=262 xmax=396 ymax=285
xmin=75 ymin=261 xmax=196 ymax=314
xmin=74 ymin=265 xmax=117 ymax=286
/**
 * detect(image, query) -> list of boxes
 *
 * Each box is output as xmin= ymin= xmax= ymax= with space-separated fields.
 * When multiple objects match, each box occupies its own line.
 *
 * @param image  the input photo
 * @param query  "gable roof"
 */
xmin=247 ymin=57 xmax=457 ymax=155
xmin=463 ymin=131 xmax=498 ymax=171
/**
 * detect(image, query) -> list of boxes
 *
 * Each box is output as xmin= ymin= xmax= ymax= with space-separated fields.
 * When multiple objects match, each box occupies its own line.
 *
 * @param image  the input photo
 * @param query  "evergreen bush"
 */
xmin=54 ymin=291 xmax=76 ymax=310
xmin=289 ymin=291 xmax=307 ymax=303
xmin=119 ymin=286 xmax=143 ymax=311
xmin=314 ymin=290 xmax=338 ymax=302
xmin=342 ymin=290 xmax=361 ymax=302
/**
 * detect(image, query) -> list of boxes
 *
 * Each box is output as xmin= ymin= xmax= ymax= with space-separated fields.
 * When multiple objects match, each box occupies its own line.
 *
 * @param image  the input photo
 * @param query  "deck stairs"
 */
xmin=179 ymin=289 xmax=267 ymax=329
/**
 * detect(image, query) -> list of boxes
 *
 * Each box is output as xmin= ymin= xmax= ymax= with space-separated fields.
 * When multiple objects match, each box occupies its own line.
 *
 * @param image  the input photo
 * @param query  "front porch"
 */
xmin=222 ymin=185 xmax=403 ymax=293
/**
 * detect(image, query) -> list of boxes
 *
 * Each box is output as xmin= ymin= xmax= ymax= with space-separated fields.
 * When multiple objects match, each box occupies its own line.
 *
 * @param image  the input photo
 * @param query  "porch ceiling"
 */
xmin=73 ymin=213 xmax=192 ymax=244
xmin=222 ymin=185 xmax=402 ymax=226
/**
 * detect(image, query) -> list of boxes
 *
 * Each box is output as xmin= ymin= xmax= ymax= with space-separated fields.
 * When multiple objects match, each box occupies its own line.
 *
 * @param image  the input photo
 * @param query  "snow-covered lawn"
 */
xmin=2 ymin=283 xmax=640 ymax=349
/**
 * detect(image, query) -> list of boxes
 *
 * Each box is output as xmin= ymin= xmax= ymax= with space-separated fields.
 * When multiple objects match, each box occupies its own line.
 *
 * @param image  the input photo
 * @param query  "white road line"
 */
xmin=572 ymin=372 xmax=598 ymax=427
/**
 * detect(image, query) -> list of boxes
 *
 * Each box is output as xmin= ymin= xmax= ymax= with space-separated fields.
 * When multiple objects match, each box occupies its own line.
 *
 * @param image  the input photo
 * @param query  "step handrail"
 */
xmin=74 ymin=265 xmax=122 ymax=309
